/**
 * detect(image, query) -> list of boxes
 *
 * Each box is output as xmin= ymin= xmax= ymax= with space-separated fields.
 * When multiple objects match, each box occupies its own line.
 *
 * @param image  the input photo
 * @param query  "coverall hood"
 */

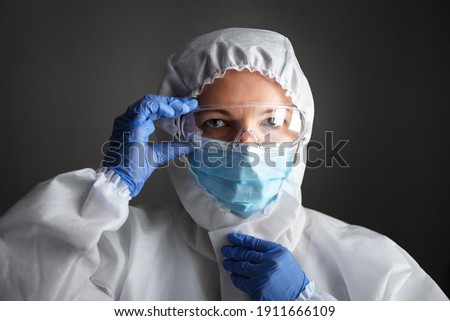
xmin=156 ymin=28 xmax=314 ymax=232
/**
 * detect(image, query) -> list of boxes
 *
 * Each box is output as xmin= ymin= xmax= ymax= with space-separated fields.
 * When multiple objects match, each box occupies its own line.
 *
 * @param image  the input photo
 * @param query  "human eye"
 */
xmin=262 ymin=116 xmax=284 ymax=127
xmin=204 ymin=119 xmax=226 ymax=128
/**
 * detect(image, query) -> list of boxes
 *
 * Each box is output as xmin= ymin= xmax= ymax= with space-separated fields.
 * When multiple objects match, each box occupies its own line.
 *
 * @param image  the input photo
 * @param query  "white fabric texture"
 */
xmin=0 ymin=28 xmax=447 ymax=300
xmin=0 ymin=169 xmax=446 ymax=300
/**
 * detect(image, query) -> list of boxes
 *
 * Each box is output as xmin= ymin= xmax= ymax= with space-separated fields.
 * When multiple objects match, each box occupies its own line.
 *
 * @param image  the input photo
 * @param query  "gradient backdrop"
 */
xmin=1 ymin=0 xmax=449 ymax=297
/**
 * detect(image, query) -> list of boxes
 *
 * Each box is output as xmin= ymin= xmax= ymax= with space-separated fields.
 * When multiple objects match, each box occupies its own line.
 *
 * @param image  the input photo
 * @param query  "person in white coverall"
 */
xmin=0 ymin=28 xmax=448 ymax=301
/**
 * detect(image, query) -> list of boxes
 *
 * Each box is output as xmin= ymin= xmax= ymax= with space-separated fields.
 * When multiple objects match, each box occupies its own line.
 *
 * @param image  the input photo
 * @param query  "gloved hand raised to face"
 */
xmin=222 ymin=233 xmax=309 ymax=301
xmin=102 ymin=95 xmax=198 ymax=197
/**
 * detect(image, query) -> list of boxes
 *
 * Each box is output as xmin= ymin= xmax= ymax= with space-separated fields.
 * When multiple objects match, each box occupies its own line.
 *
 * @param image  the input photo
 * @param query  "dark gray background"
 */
xmin=1 ymin=0 xmax=449 ymax=297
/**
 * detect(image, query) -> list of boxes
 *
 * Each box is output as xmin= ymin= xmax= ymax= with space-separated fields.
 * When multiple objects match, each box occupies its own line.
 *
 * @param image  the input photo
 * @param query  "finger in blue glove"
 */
xmin=222 ymin=233 xmax=309 ymax=301
xmin=102 ymin=95 xmax=197 ymax=197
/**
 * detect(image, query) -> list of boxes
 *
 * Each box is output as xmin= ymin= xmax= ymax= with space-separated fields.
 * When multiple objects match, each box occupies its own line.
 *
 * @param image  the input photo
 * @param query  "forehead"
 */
xmin=197 ymin=69 xmax=292 ymax=105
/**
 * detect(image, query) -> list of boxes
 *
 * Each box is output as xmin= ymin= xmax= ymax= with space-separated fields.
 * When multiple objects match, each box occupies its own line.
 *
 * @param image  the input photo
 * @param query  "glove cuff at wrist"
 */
xmin=297 ymin=281 xmax=315 ymax=300
xmin=296 ymin=281 xmax=338 ymax=301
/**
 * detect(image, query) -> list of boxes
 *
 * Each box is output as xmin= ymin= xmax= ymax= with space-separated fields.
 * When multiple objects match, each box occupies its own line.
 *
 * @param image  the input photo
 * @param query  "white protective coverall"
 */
xmin=0 ymin=28 xmax=447 ymax=301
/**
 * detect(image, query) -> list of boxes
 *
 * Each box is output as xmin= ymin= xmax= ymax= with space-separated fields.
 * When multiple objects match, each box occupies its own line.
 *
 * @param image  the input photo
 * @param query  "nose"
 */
xmin=235 ymin=128 xmax=259 ymax=144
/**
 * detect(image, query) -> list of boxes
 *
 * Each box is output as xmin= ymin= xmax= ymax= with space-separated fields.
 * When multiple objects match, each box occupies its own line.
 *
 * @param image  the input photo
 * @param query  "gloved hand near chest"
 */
xmin=222 ymin=233 xmax=309 ymax=301
xmin=102 ymin=95 xmax=197 ymax=197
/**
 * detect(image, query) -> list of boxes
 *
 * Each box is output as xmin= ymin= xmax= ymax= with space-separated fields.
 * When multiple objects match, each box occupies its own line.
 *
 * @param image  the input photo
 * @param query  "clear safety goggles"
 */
xmin=176 ymin=103 xmax=306 ymax=146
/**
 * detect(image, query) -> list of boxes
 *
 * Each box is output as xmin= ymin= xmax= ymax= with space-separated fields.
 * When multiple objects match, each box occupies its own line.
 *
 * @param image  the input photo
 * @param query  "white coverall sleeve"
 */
xmin=0 ymin=168 xmax=130 ymax=300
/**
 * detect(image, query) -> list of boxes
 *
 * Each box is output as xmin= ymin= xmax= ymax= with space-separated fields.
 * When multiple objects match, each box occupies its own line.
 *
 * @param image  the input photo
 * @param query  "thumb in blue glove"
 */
xmin=222 ymin=233 xmax=309 ymax=301
xmin=102 ymin=94 xmax=197 ymax=197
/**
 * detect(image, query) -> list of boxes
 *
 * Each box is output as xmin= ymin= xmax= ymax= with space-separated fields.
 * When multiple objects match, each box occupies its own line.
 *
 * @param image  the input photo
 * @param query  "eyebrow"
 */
xmin=198 ymin=107 xmax=277 ymax=117
xmin=198 ymin=109 xmax=233 ymax=117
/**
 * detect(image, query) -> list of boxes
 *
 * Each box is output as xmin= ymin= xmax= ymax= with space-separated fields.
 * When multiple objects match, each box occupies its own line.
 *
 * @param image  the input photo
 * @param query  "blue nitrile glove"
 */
xmin=102 ymin=94 xmax=197 ymax=197
xmin=222 ymin=233 xmax=309 ymax=301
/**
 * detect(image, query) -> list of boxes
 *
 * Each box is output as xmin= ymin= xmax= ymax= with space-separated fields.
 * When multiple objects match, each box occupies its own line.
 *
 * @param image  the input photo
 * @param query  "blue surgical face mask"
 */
xmin=187 ymin=137 xmax=297 ymax=218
